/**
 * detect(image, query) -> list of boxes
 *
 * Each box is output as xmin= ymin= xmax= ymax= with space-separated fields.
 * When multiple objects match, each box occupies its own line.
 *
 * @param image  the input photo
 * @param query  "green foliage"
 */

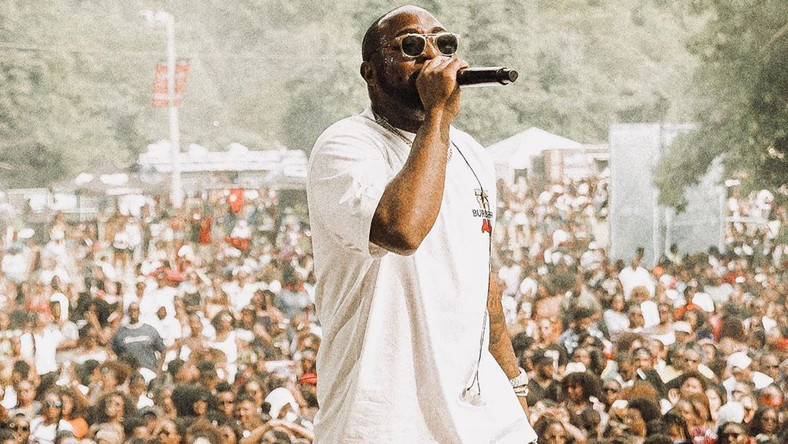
xmin=655 ymin=0 xmax=788 ymax=207
xmin=0 ymin=0 xmax=736 ymax=191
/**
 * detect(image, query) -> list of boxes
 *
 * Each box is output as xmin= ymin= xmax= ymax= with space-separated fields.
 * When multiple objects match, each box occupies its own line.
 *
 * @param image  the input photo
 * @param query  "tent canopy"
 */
xmin=487 ymin=127 xmax=582 ymax=169
xmin=51 ymin=165 xmax=165 ymax=196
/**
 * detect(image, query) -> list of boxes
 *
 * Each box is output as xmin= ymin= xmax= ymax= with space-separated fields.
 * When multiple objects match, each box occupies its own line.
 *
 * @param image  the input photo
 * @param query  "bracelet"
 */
xmin=513 ymin=386 xmax=529 ymax=397
xmin=509 ymin=367 xmax=529 ymax=387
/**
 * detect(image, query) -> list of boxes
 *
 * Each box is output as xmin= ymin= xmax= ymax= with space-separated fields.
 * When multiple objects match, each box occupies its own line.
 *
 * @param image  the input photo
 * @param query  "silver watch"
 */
xmin=509 ymin=367 xmax=529 ymax=387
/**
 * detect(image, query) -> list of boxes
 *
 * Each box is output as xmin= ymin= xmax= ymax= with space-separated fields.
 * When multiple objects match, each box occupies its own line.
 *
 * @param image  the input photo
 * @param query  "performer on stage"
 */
xmin=307 ymin=5 xmax=537 ymax=443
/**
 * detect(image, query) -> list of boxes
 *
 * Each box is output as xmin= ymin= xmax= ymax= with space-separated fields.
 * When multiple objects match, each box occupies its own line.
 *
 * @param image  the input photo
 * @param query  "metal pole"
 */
xmin=163 ymin=12 xmax=182 ymax=208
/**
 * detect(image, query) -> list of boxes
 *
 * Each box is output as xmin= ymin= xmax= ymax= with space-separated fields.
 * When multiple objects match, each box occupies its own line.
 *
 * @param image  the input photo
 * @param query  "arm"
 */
xmin=273 ymin=420 xmax=315 ymax=442
xmin=239 ymin=422 xmax=274 ymax=444
xmin=56 ymin=339 xmax=79 ymax=352
xmin=369 ymin=56 xmax=467 ymax=255
xmin=487 ymin=270 xmax=530 ymax=418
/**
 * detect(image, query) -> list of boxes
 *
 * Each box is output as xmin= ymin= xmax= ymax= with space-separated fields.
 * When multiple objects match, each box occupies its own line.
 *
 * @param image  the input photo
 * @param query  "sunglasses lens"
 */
xmin=435 ymin=33 xmax=458 ymax=55
xmin=400 ymin=35 xmax=426 ymax=57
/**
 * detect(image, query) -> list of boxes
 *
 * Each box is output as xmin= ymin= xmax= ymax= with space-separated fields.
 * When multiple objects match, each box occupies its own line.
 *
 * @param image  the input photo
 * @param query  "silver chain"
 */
xmin=371 ymin=111 xmax=452 ymax=163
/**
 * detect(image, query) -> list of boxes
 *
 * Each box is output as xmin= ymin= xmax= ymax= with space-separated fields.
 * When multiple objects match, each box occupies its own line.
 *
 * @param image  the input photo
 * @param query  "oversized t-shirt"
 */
xmin=110 ymin=323 xmax=165 ymax=371
xmin=307 ymin=107 xmax=536 ymax=443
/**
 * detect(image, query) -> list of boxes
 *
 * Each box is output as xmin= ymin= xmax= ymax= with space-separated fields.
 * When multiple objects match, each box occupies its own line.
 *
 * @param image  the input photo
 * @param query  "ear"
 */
xmin=360 ymin=61 xmax=376 ymax=86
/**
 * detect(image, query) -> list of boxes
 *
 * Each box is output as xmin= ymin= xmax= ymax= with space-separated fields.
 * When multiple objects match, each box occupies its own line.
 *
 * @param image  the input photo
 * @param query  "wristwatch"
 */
xmin=509 ymin=367 xmax=529 ymax=387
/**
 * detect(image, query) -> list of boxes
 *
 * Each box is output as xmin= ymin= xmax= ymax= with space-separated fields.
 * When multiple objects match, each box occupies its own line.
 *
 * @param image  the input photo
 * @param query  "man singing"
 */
xmin=307 ymin=5 xmax=537 ymax=443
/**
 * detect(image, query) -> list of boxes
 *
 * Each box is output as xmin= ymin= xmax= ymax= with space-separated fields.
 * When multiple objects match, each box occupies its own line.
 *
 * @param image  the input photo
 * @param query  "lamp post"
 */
xmin=142 ymin=9 xmax=183 ymax=208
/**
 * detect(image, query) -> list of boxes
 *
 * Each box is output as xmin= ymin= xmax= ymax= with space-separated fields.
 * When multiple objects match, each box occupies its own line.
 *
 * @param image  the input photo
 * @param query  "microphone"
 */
xmin=457 ymin=67 xmax=518 ymax=87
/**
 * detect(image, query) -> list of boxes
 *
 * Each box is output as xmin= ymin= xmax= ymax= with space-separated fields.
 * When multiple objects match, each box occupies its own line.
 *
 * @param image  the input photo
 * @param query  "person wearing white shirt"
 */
xmin=149 ymin=306 xmax=182 ymax=348
xmin=142 ymin=275 xmax=178 ymax=324
xmin=20 ymin=314 xmax=64 ymax=375
xmin=497 ymin=251 xmax=522 ymax=299
xmin=722 ymin=352 xmax=773 ymax=396
xmin=618 ymin=254 xmax=655 ymax=300
xmin=223 ymin=268 xmax=259 ymax=314
xmin=518 ymin=267 xmax=539 ymax=301
xmin=28 ymin=390 xmax=73 ymax=444
xmin=603 ymin=294 xmax=629 ymax=340
xmin=306 ymin=6 xmax=536 ymax=442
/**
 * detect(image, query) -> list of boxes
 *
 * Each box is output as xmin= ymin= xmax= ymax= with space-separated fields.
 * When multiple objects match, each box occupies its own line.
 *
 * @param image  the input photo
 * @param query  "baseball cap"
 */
xmin=727 ymin=352 xmax=752 ymax=370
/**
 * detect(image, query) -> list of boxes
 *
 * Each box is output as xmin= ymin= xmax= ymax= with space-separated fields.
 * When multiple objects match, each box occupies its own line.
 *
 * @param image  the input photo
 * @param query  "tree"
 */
xmin=0 ymin=0 xmax=710 ymax=187
xmin=655 ymin=0 xmax=788 ymax=208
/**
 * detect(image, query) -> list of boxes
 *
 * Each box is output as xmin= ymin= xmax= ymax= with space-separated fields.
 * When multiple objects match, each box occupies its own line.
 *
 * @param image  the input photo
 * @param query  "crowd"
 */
xmin=493 ymin=177 xmax=788 ymax=444
xmin=0 ymin=173 xmax=785 ymax=444
xmin=0 ymin=189 xmax=317 ymax=444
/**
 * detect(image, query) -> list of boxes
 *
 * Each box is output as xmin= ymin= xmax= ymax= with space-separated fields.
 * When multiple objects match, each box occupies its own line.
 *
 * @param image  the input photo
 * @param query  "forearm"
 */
xmin=239 ymin=423 xmax=271 ymax=444
xmin=277 ymin=422 xmax=315 ymax=441
xmin=487 ymin=272 xmax=519 ymax=378
xmin=56 ymin=339 xmax=79 ymax=351
xmin=488 ymin=271 xmax=532 ymax=418
xmin=370 ymin=111 xmax=451 ymax=255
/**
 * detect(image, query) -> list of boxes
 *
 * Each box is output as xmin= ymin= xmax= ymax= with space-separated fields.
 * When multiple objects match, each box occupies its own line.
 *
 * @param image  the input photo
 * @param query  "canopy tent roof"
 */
xmin=487 ymin=127 xmax=582 ymax=168
xmin=138 ymin=142 xmax=307 ymax=173
xmin=51 ymin=165 xmax=165 ymax=196
xmin=138 ymin=142 xmax=307 ymax=190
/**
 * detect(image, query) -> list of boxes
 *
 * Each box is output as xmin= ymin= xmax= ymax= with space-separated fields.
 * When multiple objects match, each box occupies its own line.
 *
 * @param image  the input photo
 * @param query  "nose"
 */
xmin=420 ymin=36 xmax=442 ymax=59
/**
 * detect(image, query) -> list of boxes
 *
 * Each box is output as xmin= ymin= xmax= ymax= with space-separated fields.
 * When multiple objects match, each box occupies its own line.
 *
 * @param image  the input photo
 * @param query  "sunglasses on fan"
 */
xmin=386 ymin=32 xmax=460 ymax=58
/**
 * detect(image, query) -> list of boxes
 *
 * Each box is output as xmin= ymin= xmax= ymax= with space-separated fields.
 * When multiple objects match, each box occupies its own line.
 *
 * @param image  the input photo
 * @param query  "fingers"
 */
xmin=420 ymin=55 xmax=467 ymax=81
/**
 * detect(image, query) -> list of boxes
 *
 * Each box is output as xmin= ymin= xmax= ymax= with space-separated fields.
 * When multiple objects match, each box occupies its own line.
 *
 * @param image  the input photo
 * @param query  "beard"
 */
xmin=376 ymin=70 xmax=423 ymax=111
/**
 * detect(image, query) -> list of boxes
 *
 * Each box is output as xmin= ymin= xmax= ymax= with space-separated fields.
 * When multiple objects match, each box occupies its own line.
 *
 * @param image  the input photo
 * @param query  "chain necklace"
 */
xmin=370 ymin=109 xmax=489 ymax=402
xmin=371 ymin=111 xmax=452 ymax=163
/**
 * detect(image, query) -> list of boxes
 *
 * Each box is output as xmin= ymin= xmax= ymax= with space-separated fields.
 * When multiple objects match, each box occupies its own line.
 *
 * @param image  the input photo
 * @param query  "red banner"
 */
xmin=152 ymin=61 xmax=190 ymax=107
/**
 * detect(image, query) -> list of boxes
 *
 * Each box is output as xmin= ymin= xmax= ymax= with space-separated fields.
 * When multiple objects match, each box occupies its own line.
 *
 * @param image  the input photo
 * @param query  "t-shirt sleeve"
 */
xmin=151 ymin=328 xmax=166 ymax=352
xmin=308 ymin=127 xmax=391 ymax=258
xmin=110 ymin=332 xmax=122 ymax=355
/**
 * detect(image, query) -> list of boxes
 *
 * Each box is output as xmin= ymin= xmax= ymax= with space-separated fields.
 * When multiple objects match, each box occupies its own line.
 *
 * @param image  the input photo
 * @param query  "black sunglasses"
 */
xmin=385 ymin=32 xmax=460 ymax=58
xmin=10 ymin=423 xmax=30 ymax=431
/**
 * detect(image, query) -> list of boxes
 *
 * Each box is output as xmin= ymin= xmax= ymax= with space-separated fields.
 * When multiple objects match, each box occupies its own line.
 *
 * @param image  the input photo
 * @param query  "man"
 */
xmin=110 ymin=302 xmax=165 ymax=382
xmin=149 ymin=305 xmax=181 ymax=348
xmin=625 ymin=303 xmax=646 ymax=334
xmin=558 ymin=306 xmax=604 ymax=356
xmin=672 ymin=321 xmax=694 ymax=345
xmin=678 ymin=344 xmax=716 ymax=381
xmin=525 ymin=350 xmax=560 ymax=407
xmin=307 ymin=5 xmax=536 ymax=443
xmin=20 ymin=313 xmax=64 ymax=375
xmin=50 ymin=300 xmax=80 ymax=364
xmin=723 ymin=352 xmax=773 ymax=395
xmin=759 ymin=353 xmax=781 ymax=382
xmin=630 ymin=347 xmax=667 ymax=397
xmin=618 ymin=248 xmax=655 ymax=300
xmin=630 ymin=285 xmax=659 ymax=329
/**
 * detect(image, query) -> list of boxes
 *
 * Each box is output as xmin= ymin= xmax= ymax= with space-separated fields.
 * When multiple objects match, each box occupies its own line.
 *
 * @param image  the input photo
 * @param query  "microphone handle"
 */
xmin=457 ymin=67 xmax=518 ymax=87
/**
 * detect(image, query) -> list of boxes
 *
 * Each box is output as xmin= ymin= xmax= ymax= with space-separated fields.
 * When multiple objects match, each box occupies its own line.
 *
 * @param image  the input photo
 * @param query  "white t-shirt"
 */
xmin=497 ymin=264 xmax=522 ymax=299
xmin=29 ymin=418 xmax=74 ymax=444
xmin=618 ymin=265 xmax=655 ymax=299
xmin=21 ymin=327 xmax=64 ymax=374
xmin=307 ymin=108 xmax=536 ymax=444
xmin=223 ymin=281 xmax=259 ymax=313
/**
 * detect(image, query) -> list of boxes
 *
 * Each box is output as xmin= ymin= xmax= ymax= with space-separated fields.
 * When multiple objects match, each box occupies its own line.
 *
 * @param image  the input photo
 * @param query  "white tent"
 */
xmin=487 ymin=127 xmax=581 ymax=183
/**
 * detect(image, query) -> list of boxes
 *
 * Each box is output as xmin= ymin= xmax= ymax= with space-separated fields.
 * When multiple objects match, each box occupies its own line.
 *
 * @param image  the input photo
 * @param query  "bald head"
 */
xmin=361 ymin=5 xmax=437 ymax=62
